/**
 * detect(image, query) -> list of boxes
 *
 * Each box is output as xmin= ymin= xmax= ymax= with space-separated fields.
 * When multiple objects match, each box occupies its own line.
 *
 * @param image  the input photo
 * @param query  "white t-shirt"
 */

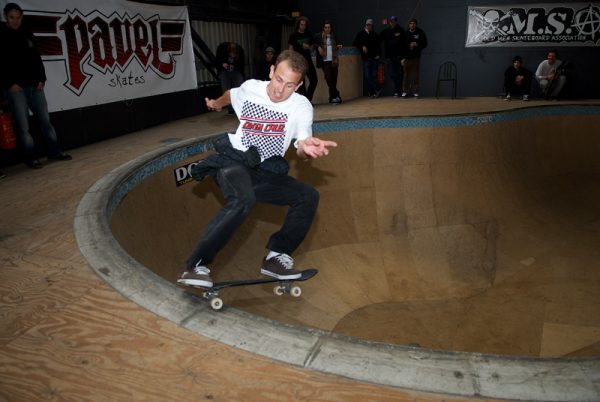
xmin=229 ymin=79 xmax=313 ymax=162
xmin=325 ymin=35 xmax=333 ymax=62
xmin=535 ymin=59 xmax=562 ymax=80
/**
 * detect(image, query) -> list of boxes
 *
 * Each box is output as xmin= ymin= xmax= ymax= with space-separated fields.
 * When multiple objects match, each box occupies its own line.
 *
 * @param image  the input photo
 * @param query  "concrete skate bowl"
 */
xmin=76 ymin=104 xmax=600 ymax=401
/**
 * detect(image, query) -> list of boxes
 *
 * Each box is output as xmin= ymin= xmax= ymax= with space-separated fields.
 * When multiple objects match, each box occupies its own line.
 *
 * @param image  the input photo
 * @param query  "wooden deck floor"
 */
xmin=1 ymin=96 xmax=597 ymax=401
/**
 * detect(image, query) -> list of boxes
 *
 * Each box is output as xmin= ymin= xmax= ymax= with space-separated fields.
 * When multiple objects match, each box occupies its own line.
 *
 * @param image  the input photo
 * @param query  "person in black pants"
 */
xmin=288 ymin=16 xmax=318 ymax=102
xmin=380 ymin=16 xmax=405 ymax=97
xmin=177 ymin=50 xmax=337 ymax=289
xmin=503 ymin=55 xmax=532 ymax=101
xmin=315 ymin=20 xmax=342 ymax=104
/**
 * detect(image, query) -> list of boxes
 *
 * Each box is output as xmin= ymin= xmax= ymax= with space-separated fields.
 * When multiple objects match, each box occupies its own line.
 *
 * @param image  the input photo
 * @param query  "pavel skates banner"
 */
xmin=466 ymin=3 xmax=600 ymax=47
xmin=0 ymin=0 xmax=197 ymax=112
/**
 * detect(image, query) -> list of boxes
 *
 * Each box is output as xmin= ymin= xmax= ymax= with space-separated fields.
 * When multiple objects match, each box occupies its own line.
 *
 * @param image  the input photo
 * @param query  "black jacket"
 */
xmin=0 ymin=23 xmax=47 ymax=90
xmin=380 ymin=25 xmax=405 ymax=59
xmin=215 ymin=42 xmax=245 ymax=76
xmin=403 ymin=28 xmax=428 ymax=59
xmin=191 ymin=135 xmax=289 ymax=182
xmin=352 ymin=29 xmax=381 ymax=60
xmin=288 ymin=31 xmax=315 ymax=61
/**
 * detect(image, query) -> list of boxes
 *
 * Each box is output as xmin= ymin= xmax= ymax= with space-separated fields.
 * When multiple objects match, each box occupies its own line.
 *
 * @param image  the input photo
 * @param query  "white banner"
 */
xmin=1 ymin=0 xmax=197 ymax=112
xmin=466 ymin=3 xmax=600 ymax=47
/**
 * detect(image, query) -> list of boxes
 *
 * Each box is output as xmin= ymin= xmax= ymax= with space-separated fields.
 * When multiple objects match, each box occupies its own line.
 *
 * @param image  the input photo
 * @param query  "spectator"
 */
xmin=380 ymin=16 xmax=405 ymax=97
xmin=215 ymin=41 xmax=245 ymax=110
xmin=288 ymin=16 xmax=318 ymax=102
xmin=0 ymin=2 xmax=71 ymax=169
xmin=401 ymin=18 xmax=428 ymax=98
xmin=255 ymin=46 xmax=276 ymax=81
xmin=535 ymin=49 xmax=566 ymax=100
xmin=504 ymin=55 xmax=532 ymax=101
xmin=315 ymin=20 xmax=342 ymax=104
xmin=353 ymin=18 xmax=382 ymax=98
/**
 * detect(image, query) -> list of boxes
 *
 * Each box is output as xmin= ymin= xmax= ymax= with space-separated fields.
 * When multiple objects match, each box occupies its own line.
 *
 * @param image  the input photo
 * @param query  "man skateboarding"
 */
xmin=178 ymin=50 xmax=337 ymax=289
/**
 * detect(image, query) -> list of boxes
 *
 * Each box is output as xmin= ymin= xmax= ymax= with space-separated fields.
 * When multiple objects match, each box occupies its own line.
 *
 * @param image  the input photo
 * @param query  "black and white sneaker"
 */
xmin=177 ymin=264 xmax=213 ymax=288
xmin=261 ymin=253 xmax=301 ymax=280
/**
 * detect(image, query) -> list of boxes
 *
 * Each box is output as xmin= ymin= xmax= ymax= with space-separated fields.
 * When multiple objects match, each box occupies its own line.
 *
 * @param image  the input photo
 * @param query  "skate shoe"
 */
xmin=177 ymin=264 xmax=213 ymax=288
xmin=261 ymin=253 xmax=301 ymax=280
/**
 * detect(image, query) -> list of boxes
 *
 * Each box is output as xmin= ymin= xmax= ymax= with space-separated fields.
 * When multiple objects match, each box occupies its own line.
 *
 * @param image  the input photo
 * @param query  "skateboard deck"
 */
xmin=200 ymin=268 xmax=318 ymax=310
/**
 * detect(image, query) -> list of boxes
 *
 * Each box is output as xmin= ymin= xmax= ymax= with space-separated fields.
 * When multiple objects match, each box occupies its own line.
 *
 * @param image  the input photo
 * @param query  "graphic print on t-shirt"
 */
xmin=240 ymin=100 xmax=288 ymax=160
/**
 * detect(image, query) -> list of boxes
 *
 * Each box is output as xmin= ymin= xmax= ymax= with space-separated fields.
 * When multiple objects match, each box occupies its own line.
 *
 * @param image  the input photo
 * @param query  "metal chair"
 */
xmin=435 ymin=61 xmax=457 ymax=99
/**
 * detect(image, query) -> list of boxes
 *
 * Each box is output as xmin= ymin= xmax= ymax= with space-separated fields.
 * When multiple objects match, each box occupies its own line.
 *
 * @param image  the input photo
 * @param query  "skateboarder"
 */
xmin=178 ymin=50 xmax=337 ymax=289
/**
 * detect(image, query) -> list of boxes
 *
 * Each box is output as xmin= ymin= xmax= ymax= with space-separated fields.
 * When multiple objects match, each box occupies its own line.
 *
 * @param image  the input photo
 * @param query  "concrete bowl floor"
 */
xmin=76 ymin=102 xmax=600 ymax=401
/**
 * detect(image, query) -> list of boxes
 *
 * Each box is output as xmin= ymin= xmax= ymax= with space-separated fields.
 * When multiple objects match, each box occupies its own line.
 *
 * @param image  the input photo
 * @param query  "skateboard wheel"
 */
xmin=210 ymin=297 xmax=223 ymax=310
xmin=273 ymin=286 xmax=285 ymax=296
xmin=290 ymin=286 xmax=302 ymax=297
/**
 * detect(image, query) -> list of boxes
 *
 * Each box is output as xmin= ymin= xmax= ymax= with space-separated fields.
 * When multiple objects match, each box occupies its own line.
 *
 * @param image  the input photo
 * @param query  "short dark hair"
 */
xmin=275 ymin=50 xmax=307 ymax=82
xmin=409 ymin=18 xmax=418 ymax=24
xmin=3 ymin=2 xmax=23 ymax=15
xmin=548 ymin=49 xmax=558 ymax=57
xmin=513 ymin=55 xmax=522 ymax=63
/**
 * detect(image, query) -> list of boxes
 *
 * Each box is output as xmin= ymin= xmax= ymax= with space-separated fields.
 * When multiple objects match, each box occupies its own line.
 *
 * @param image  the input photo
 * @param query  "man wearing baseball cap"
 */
xmin=352 ymin=18 xmax=382 ymax=97
xmin=380 ymin=16 xmax=405 ymax=97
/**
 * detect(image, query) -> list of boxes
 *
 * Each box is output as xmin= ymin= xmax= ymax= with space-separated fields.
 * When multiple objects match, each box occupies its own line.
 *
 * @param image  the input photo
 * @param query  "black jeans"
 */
xmin=387 ymin=57 xmax=403 ymax=94
xmin=186 ymin=163 xmax=319 ymax=268
xmin=322 ymin=61 xmax=340 ymax=101
xmin=297 ymin=58 xmax=318 ymax=101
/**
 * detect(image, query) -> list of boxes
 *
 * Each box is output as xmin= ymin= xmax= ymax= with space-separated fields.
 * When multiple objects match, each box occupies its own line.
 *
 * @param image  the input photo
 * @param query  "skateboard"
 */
xmin=200 ymin=268 xmax=318 ymax=310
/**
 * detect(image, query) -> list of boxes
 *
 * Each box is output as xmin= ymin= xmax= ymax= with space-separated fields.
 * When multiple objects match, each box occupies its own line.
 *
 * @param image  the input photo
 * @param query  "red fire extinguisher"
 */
xmin=377 ymin=63 xmax=385 ymax=85
xmin=0 ymin=112 xmax=17 ymax=150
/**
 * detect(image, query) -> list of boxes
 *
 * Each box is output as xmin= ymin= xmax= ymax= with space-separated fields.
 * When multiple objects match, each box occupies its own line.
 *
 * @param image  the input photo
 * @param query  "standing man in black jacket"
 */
xmin=353 ymin=18 xmax=382 ymax=98
xmin=380 ymin=16 xmax=405 ymax=97
xmin=401 ymin=18 xmax=428 ymax=98
xmin=0 ymin=2 xmax=71 ymax=169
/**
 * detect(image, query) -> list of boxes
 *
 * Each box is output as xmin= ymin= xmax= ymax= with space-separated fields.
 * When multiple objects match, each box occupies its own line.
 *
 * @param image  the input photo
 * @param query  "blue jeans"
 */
xmin=363 ymin=58 xmax=381 ymax=95
xmin=186 ymin=163 xmax=319 ymax=268
xmin=5 ymin=86 xmax=62 ymax=162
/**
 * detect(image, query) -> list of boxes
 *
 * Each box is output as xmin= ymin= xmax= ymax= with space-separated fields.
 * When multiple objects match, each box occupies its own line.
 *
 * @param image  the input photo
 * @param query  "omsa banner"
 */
xmin=0 ymin=0 xmax=197 ymax=112
xmin=466 ymin=3 xmax=600 ymax=47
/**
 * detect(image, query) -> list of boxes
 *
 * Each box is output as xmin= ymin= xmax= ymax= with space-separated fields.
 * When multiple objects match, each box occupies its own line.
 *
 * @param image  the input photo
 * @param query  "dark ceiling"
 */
xmin=130 ymin=0 xmax=298 ymax=23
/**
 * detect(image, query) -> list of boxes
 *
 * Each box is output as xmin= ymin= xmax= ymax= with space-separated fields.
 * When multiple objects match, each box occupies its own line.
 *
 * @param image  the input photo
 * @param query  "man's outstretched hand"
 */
xmin=205 ymin=91 xmax=231 ymax=112
xmin=205 ymin=97 xmax=222 ymax=112
xmin=298 ymin=137 xmax=338 ymax=159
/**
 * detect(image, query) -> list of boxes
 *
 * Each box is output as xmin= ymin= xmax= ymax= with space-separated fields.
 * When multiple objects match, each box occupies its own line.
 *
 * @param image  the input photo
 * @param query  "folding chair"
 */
xmin=435 ymin=61 xmax=457 ymax=99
